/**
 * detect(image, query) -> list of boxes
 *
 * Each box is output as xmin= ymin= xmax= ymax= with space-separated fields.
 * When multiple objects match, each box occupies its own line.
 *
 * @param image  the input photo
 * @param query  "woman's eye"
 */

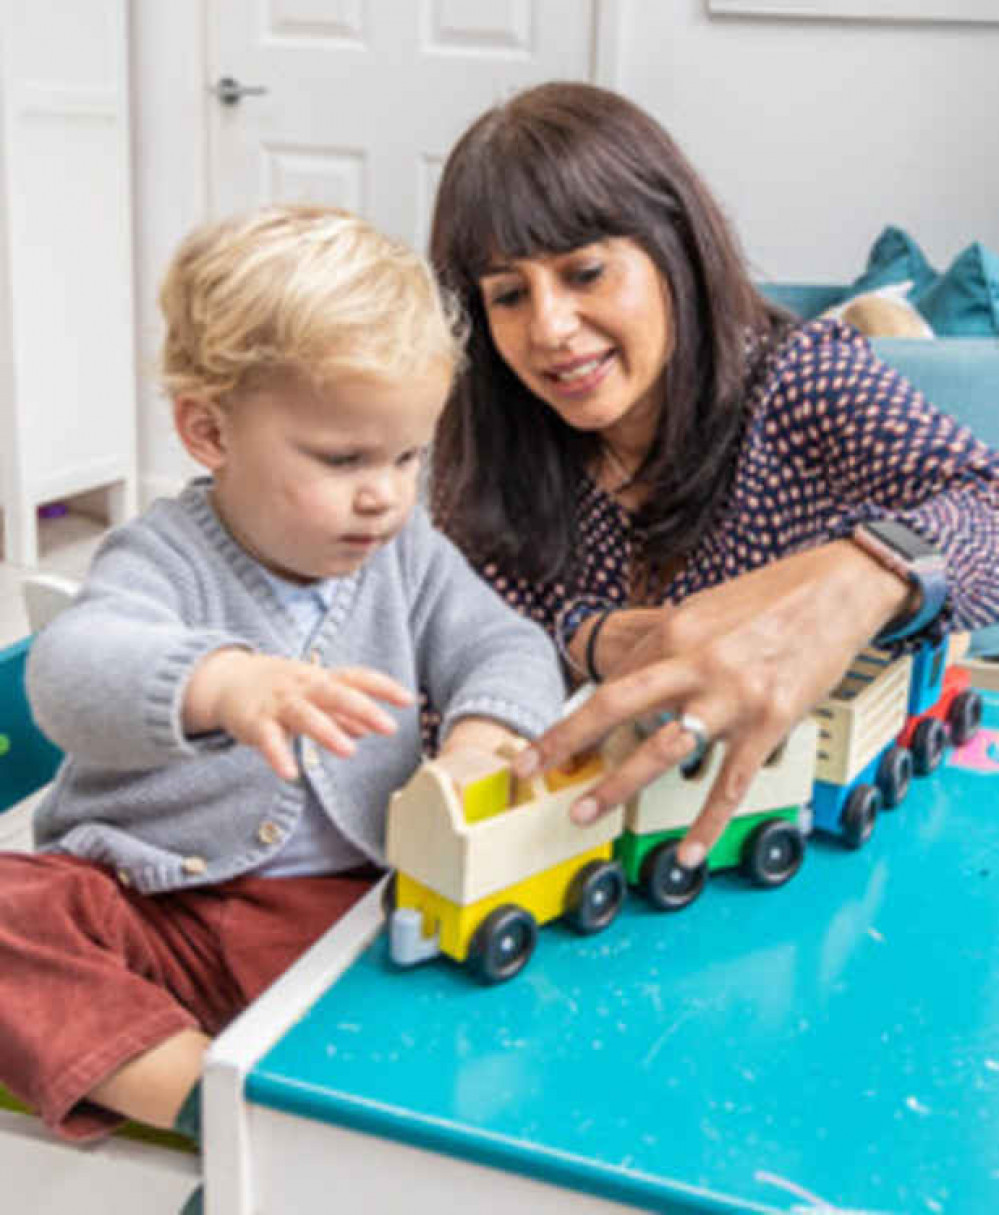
xmin=396 ymin=447 xmax=423 ymax=467
xmin=323 ymin=453 xmax=360 ymax=469
xmin=571 ymin=263 xmax=603 ymax=286
xmin=487 ymin=285 xmax=523 ymax=309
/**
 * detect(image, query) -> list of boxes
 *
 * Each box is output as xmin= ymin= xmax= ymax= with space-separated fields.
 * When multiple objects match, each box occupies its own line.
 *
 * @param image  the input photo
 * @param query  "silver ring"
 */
xmin=638 ymin=709 xmax=711 ymax=768
xmin=677 ymin=713 xmax=710 ymax=767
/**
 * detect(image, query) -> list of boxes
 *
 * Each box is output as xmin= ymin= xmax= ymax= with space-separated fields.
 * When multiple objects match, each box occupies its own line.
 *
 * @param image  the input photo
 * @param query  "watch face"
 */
xmin=863 ymin=520 xmax=938 ymax=562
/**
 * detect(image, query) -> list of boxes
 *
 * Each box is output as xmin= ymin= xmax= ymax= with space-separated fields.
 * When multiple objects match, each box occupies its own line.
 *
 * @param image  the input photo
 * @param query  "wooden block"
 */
xmin=960 ymin=657 xmax=999 ymax=693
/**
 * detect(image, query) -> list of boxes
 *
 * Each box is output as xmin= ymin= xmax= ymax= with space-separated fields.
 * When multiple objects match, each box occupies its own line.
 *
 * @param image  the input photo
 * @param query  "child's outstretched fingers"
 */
xmin=311 ymin=679 xmax=398 ymax=736
xmin=253 ymin=719 xmax=300 ymax=782
xmin=334 ymin=666 xmax=415 ymax=707
xmin=194 ymin=654 xmax=416 ymax=771
xmin=279 ymin=696 xmax=359 ymax=757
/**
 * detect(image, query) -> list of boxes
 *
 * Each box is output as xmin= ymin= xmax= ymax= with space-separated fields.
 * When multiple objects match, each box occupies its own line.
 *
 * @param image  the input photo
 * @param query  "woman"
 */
xmin=429 ymin=82 xmax=999 ymax=869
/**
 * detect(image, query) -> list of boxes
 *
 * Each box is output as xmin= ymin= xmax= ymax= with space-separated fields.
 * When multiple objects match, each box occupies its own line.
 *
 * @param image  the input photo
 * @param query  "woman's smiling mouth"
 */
xmin=544 ymin=350 xmax=615 ymax=394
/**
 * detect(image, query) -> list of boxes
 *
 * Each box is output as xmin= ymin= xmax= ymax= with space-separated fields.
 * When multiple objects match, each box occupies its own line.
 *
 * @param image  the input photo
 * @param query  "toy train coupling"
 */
xmin=389 ymin=907 xmax=441 ymax=967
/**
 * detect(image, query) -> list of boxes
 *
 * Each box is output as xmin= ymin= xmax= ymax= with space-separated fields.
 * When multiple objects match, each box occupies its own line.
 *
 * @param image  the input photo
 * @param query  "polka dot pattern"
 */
xmin=458 ymin=319 xmax=999 ymax=641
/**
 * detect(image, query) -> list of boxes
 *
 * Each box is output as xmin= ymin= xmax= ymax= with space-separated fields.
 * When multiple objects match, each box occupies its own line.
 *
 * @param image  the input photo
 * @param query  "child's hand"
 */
xmin=438 ymin=717 xmax=526 ymax=760
xmin=435 ymin=722 xmax=533 ymax=812
xmin=185 ymin=648 xmax=414 ymax=780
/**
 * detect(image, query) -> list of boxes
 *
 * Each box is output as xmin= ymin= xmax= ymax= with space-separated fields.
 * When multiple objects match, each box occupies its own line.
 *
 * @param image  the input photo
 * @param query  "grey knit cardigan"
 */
xmin=28 ymin=480 xmax=565 ymax=894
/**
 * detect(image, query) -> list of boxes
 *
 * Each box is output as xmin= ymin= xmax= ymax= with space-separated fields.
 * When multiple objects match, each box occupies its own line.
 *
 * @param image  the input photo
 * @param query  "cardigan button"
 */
xmin=182 ymin=856 xmax=207 ymax=876
xmin=116 ymin=867 xmax=132 ymax=887
xmin=257 ymin=820 xmax=283 ymax=846
xmin=302 ymin=742 xmax=321 ymax=769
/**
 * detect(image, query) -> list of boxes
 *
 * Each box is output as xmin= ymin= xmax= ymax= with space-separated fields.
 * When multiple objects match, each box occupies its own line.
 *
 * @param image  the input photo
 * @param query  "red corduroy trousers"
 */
xmin=0 ymin=852 xmax=377 ymax=1140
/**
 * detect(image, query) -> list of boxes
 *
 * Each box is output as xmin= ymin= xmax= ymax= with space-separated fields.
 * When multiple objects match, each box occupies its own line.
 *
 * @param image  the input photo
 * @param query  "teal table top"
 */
xmin=249 ymin=694 xmax=999 ymax=1214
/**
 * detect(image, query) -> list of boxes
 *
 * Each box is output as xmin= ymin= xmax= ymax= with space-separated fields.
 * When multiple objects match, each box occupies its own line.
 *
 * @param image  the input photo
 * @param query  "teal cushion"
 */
xmin=915 ymin=242 xmax=999 ymax=337
xmin=969 ymin=624 xmax=999 ymax=658
xmin=850 ymin=225 xmax=938 ymax=297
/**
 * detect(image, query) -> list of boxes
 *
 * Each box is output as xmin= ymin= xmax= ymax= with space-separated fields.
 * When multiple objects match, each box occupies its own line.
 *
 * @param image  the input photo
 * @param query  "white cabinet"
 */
xmin=0 ymin=0 xmax=137 ymax=568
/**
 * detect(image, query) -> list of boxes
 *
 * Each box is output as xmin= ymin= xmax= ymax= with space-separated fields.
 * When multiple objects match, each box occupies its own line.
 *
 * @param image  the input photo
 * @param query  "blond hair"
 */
xmin=159 ymin=204 xmax=464 ymax=404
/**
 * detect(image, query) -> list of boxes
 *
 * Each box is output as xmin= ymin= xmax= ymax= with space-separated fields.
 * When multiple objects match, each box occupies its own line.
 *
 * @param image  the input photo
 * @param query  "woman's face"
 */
xmin=478 ymin=237 xmax=672 ymax=448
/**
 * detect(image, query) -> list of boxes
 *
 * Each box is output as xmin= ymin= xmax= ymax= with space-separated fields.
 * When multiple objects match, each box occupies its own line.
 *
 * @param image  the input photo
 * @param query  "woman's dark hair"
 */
xmin=430 ymin=81 xmax=790 ymax=587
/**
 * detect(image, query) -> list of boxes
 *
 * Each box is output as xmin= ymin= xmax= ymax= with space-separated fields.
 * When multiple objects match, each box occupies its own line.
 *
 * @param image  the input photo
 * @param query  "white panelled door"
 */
xmin=208 ymin=0 xmax=596 ymax=251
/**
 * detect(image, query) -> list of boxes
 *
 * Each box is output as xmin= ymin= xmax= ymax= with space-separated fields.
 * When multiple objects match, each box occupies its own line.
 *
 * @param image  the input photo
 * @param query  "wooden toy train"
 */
xmin=387 ymin=636 xmax=982 ymax=983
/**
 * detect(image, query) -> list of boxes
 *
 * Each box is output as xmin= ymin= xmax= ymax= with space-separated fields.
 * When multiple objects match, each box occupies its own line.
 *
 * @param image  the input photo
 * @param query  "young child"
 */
xmin=0 ymin=205 xmax=564 ymax=1156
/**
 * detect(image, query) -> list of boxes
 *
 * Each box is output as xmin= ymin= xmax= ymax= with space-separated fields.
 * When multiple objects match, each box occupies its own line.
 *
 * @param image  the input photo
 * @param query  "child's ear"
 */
xmin=174 ymin=397 xmax=229 ymax=470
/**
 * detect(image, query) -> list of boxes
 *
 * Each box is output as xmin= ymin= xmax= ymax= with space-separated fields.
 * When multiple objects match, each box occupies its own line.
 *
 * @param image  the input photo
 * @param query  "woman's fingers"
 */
xmin=568 ymin=716 xmax=704 ymax=825
xmin=673 ymin=733 xmax=779 ymax=867
xmin=510 ymin=544 xmax=892 ymax=860
xmin=514 ymin=660 xmax=694 ymax=779
xmin=570 ymin=712 xmax=790 ymax=869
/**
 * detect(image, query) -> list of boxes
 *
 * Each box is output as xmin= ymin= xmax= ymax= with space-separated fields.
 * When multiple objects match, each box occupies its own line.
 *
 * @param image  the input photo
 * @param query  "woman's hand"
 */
xmin=184 ymin=649 xmax=414 ymax=780
xmin=514 ymin=539 xmax=914 ymax=866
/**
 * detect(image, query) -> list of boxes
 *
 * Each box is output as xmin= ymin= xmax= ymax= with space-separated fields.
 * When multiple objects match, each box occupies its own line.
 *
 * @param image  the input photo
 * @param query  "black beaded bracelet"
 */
xmin=555 ymin=597 xmax=610 ymax=679
xmin=584 ymin=608 xmax=616 ymax=683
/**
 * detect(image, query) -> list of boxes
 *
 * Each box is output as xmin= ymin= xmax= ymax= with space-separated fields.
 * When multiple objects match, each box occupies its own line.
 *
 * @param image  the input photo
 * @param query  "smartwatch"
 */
xmin=850 ymin=519 xmax=948 ymax=644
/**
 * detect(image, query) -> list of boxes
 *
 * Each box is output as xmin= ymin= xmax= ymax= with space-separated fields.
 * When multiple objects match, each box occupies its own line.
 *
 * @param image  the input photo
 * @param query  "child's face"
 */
xmin=210 ymin=367 xmax=448 ymax=582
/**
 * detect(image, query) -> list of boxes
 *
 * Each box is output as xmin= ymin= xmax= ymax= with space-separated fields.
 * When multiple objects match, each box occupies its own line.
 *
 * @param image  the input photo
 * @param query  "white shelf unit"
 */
xmin=0 ymin=0 xmax=138 ymax=569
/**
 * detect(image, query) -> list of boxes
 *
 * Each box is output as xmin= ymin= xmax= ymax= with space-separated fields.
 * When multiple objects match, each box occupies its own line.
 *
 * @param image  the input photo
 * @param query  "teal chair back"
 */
xmin=0 ymin=638 xmax=62 ymax=815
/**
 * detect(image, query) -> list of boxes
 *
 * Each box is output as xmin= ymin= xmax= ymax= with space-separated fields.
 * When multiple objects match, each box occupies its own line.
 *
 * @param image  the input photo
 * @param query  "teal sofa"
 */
xmin=761 ymin=283 xmax=999 ymax=656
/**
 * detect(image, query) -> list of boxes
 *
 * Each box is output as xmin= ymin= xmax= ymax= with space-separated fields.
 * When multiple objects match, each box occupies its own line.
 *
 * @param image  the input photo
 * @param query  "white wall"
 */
xmin=130 ymin=0 xmax=999 ymax=498
xmin=610 ymin=0 xmax=999 ymax=282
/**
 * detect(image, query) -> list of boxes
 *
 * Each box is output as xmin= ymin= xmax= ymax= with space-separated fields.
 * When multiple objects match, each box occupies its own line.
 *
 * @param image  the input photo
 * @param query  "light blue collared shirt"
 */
xmin=254 ymin=569 xmax=367 ymax=877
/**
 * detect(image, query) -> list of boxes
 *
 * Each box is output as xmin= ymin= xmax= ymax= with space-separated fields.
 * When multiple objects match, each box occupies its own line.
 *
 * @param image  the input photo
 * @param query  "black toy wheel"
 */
xmin=841 ymin=783 xmax=881 ymax=849
xmin=877 ymin=745 xmax=913 ymax=809
xmin=742 ymin=820 xmax=805 ymax=888
xmin=564 ymin=859 xmax=626 ymax=935
xmin=912 ymin=717 xmax=948 ymax=776
xmin=948 ymin=690 xmax=983 ymax=748
xmin=468 ymin=905 xmax=538 ymax=984
xmin=641 ymin=842 xmax=707 ymax=911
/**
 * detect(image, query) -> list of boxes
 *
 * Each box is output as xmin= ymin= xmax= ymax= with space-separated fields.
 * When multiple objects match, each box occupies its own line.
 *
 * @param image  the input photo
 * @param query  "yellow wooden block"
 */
xmin=461 ymin=767 xmax=511 ymax=823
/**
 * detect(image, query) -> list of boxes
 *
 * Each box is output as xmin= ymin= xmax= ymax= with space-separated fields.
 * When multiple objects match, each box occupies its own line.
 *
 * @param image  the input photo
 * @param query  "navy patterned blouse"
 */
xmin=451 ymin=319 xmax=999 ymax=646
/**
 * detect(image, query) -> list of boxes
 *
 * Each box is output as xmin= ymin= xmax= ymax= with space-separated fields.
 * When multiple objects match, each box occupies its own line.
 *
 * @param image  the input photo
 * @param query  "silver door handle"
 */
xmin=211 ymin=76 xmax=269 ymax=106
